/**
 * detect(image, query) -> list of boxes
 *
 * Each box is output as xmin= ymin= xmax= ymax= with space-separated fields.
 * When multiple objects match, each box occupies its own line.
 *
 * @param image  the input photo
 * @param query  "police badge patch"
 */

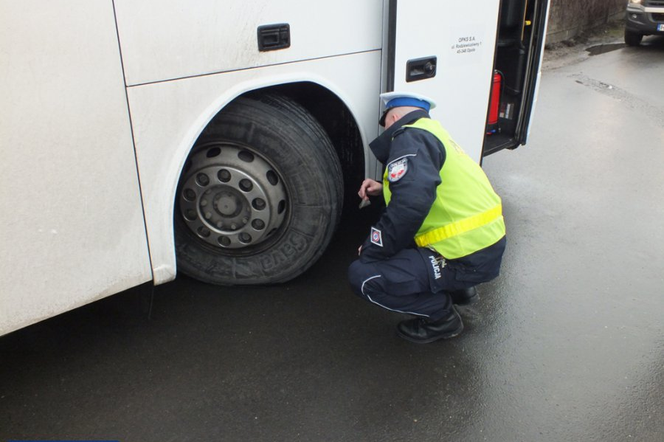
xmin=370 ymin=227 xmax=383 ymax=247
xmin=387 ymin=158 xmax=408 ymax=182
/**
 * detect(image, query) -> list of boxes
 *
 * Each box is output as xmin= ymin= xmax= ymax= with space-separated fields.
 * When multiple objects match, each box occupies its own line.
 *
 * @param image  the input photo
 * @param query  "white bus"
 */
xmin=0 ymin=0 xmax=549 ymax=336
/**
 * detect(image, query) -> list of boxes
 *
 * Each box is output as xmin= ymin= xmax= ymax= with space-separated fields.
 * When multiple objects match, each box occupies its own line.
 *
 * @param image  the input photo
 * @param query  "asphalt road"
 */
xmin=2 ymin=35 xmax=664 ymax=442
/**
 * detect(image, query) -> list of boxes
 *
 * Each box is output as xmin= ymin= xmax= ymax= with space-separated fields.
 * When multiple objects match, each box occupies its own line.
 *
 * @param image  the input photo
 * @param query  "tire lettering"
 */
xmin=259 ymin=233 xmax=310 ymax=271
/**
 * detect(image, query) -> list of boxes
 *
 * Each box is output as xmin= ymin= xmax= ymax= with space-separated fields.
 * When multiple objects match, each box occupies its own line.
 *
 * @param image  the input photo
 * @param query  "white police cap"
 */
xmin=379 ymin=91 xmax=437 ymax=126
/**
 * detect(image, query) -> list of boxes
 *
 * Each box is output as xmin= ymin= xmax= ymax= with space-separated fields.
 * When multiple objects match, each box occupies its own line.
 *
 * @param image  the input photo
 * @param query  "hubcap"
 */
xmin=179 ymin=144 xmax=287 ymax=249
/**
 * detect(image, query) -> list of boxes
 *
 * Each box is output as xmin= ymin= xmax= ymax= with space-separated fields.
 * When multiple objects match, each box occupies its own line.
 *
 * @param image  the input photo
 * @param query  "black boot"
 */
xmin=396 ymin=307 xmax=464 ymax=344
xmin=448 ymin=286 xmax=479 ymax=305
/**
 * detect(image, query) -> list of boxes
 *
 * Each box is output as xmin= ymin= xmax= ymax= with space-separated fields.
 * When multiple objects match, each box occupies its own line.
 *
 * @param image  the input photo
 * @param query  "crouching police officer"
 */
xmin=348 ymin=92 xmax=506 ymax=344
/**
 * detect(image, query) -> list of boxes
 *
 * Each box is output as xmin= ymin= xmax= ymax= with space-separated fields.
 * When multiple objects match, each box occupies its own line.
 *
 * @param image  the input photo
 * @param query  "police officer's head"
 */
xmin=379 ymin=92 xmax=437 ymax=129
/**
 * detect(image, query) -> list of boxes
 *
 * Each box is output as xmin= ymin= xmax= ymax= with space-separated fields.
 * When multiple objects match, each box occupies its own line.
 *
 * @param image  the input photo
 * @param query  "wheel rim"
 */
xmin=179 ymin=143 xmax=288 ymax=250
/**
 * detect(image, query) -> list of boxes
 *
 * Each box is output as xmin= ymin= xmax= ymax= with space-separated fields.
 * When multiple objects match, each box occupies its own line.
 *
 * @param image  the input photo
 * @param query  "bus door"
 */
xmin=486 ymin=0 xmax=550 ymax=156
xmin=385 ymin=0 xmax=502 ymax=163
xmin=384 ymin=0 xmax=550 ymax=161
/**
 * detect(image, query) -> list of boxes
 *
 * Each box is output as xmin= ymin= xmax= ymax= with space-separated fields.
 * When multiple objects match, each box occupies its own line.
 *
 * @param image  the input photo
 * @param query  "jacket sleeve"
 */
xmin=360 ymin=128 xmax=445 ymax=261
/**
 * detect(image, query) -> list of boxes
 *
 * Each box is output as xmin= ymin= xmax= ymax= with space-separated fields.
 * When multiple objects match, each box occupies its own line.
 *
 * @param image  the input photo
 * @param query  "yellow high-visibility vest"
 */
xmin=383 ymin=118 xmax=505 ymax=259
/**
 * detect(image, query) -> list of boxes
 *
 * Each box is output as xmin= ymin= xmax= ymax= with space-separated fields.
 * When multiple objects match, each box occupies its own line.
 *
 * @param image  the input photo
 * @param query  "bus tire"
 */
xmin=174 ymin=93 xmax=343 ymax=285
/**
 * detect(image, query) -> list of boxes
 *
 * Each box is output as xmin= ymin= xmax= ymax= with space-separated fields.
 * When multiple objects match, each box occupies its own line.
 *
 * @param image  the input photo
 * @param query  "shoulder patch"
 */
xmin=370 ymin=227 xmax=383 ymax=247
xmin=387 ymin=158 xmax=408 ymax=183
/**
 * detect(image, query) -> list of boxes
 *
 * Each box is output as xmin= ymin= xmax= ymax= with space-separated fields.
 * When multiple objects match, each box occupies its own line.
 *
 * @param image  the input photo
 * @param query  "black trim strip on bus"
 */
xmin=386 ymin=0 xmax=398 ymax=92
xmin=515 ymin=0 xmax=549 ymax=145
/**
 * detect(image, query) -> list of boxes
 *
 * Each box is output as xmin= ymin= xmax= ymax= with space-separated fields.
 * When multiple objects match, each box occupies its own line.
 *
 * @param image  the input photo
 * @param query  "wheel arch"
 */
xmin=155 ymin=78 xmax=367 ymax=284
xmin=245 ymin=82 xmax=367 ymax=206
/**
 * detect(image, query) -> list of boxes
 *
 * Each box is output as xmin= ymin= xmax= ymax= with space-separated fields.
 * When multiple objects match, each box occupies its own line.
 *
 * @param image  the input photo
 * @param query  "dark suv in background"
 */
xmin=625 ymin=0 xmax=664 ymax=45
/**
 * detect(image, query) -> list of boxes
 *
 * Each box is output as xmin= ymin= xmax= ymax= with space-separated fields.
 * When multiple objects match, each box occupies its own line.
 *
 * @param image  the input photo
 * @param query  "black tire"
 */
xmin=175 ymin=93 xmax=343 ymax=285
xmin=624 ymin=29 xmax=643 ymax=47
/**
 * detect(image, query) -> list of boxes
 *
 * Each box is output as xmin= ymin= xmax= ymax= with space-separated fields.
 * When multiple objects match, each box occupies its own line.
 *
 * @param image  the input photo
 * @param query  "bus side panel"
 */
xmin=0 ymin=0 xmax=152 ymax=336
xmin=125 ymin=52 xmax=382 ymax=284
xmin=114 ymin=0 xmax=383 ymax=86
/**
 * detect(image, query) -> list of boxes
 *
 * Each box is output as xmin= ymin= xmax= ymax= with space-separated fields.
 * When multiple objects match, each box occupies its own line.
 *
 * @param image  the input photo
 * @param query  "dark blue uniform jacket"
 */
xmin=360 ymin=110 xmax=505 ymax=282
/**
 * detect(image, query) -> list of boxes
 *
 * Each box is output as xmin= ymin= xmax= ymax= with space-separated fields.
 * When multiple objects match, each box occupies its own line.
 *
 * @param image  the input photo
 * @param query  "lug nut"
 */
xmin=184 ymin=189 xmax=196 ymax=201
xmin=197 ymin=173 xmax=210 ymax=186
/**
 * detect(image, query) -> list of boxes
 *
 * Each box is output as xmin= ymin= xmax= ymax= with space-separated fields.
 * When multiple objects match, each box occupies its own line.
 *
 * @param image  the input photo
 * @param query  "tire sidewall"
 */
xmin=175 ymin=96 xmax=341 ymax=285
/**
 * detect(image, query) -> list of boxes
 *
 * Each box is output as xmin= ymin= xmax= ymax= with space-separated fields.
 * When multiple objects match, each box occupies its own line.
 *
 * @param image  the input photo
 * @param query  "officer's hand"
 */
xmin=358 ymin=179 xmax=383 ymax=201
xmin=358 ymin=245 xmax=362 ymax=256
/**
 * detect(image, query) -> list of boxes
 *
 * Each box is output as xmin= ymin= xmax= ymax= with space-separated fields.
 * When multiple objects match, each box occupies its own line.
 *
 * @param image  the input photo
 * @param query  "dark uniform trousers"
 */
xmin=348 ymin=237 xmax=506 ymax=321
xmin=348 ymin=247 xmax=457 ymax=321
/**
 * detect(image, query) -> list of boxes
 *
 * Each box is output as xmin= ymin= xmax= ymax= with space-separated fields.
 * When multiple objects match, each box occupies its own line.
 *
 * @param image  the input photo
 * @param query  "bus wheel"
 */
xmin=174 ymin=93 xmax=343 ymax=285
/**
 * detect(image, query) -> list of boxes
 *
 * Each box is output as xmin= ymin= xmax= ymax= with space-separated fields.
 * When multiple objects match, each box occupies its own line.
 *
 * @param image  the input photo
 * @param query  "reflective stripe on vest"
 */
xmin=414 ymin=204 xmax=503 ymax=247
xmin=384 ymin=118 xmax=505 ymax=259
